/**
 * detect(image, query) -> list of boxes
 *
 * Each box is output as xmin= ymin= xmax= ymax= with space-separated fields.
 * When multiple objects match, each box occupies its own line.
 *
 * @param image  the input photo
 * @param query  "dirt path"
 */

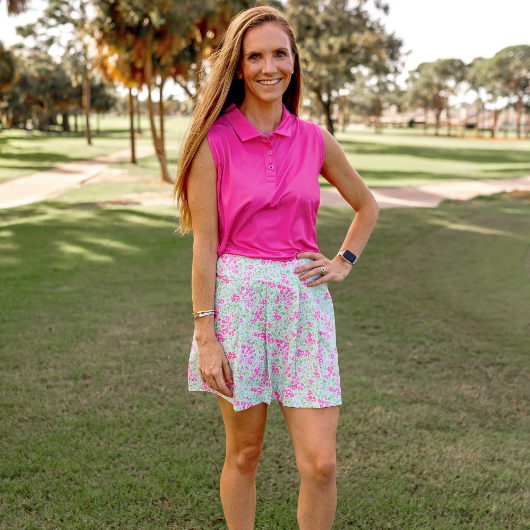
xmin=0 ymin=146 xmax=154 ymax=209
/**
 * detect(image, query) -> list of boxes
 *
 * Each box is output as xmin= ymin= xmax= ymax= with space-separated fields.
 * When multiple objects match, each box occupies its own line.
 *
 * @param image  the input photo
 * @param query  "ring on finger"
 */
xmin=320 ymin=266 xmax=327 ymax=274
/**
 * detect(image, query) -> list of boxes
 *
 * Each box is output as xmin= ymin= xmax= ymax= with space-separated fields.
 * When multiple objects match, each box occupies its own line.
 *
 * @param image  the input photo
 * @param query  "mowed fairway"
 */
xmin=333 ymin=129 xmax=530 ymax=188
xmin=0 ymin=196 xmax=529 ymax=528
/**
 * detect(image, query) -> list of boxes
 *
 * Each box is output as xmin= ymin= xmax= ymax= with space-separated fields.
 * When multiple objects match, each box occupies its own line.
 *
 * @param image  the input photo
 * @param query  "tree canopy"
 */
xmin=286 ymin=0 xmax=403 ymax=135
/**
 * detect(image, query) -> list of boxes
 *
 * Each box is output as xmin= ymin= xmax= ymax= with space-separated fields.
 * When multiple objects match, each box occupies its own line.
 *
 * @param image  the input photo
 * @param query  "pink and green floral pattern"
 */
xmin=188 ymin=254 xmax=341 ymax=412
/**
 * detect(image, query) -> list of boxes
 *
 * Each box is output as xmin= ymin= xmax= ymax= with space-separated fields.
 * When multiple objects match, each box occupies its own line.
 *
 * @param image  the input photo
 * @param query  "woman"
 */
xmin=174 ymin=6 xmax=379 ymax=529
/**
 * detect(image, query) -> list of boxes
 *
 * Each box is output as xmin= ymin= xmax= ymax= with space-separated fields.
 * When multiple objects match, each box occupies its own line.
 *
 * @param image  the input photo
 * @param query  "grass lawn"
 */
xmin=332 ymin=129 xmax=530 ymax=188
xmin=2 ymin=115 xmax=530 ymax=192
xmin=0 ymin=116 xmax=189 ymax=185
xmin=1 ymin=192 xmax=529 ymax=528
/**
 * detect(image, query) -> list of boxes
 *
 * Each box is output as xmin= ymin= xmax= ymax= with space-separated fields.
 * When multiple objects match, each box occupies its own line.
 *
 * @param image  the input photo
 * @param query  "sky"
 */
xmin=1 ymin=0 xmax=529 ymax=97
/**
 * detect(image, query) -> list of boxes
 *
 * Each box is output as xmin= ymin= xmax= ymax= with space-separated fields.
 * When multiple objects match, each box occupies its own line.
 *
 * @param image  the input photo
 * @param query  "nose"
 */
xmin=262 ymin=54 xmax=277 ymax=75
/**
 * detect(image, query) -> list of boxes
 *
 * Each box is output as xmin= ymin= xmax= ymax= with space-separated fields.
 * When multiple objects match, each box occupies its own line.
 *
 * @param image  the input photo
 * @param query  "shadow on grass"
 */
xmin=339 ymin=139 xmax=530 ymax=164
xmin=1 ymin=200 xmax=530 ymax=528
xmin=0 ymin=152 xmax=73 ymax=164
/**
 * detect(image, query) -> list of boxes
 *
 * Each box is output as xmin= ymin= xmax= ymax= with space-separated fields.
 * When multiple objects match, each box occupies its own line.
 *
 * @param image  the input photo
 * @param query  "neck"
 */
xmin=238 ymin=97 xmax=284 ymax=136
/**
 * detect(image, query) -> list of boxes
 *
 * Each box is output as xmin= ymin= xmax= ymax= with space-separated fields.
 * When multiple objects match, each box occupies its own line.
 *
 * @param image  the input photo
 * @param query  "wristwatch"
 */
xmin=337 ymin=249 xmax=357 ymax=266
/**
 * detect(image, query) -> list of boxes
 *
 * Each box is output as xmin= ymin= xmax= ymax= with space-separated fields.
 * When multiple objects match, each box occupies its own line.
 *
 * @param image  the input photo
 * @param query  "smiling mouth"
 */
xmin=257 ymin=79 xmax=281 ymax=86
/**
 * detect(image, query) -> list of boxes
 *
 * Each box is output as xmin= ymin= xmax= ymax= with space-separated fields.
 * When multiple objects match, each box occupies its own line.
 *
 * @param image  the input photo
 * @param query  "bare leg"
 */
xmin=217 ymin=397 xmax=268 ymax=530
xmin=280 ymin=403 xmax=339 ymax=530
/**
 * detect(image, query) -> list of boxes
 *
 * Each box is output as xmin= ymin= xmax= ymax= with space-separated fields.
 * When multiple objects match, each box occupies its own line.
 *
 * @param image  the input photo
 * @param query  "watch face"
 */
xmin=342 ymin=250 xmax=357 ymax=263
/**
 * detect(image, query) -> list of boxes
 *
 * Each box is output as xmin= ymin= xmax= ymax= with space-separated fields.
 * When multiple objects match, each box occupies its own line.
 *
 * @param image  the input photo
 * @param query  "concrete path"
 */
xmin=321 ymin=175 xmax=530 ymax=208
xmin=0 ymin=146 xmax=155 ymax=209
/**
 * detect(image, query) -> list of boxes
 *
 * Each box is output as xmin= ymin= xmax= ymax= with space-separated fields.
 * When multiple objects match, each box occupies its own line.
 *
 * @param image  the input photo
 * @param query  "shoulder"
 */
xmin=316 ymin=126 xmax=343 ymax=162
xmin=191 ymin=137 xmax=216 ymax=173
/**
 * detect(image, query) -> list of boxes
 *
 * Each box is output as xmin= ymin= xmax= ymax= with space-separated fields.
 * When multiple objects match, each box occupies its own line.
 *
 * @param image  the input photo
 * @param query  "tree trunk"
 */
xmin=144 ymin=37 xmax=171 ymax=183
xmin=525 ymin=110 xmax=530 ymax=139
xmin=435 ymin=109 xmax=441 ymax=136
xmin=516 ymin=96 xmax=522 ymax=139
xmin=159 ymin=76 xmax=166 ymax=147
xmin=62 ymin=112 xmax=70 ymax=132
xmin=128 ymin=88 xmax=137 ymax=164
xmin=82 ymin=69 xmax=91 ymax=145
xmin=446 ymin=107 xmax=451 ymax=136
xmin=423 ymin=107 xmax=428 ymax=135
xmin=74 ymin=111 xmax=78 ymax=132
xmin=135 ymin=92 xmax=142 ymax=134
xmin=491 ymin=108 xmax=499 ymax=139
xmin=375 ymin=94 xmax=382 ymax=134
xmin=314 ymin=88 xmax=334 ymax=136
xmin=147 ymin=83 xmax=170 ymax=182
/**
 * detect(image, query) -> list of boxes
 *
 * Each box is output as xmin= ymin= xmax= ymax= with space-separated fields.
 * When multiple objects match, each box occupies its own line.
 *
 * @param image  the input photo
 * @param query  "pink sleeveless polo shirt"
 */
xmin=207 ymin=103 xmax=325 ymax=261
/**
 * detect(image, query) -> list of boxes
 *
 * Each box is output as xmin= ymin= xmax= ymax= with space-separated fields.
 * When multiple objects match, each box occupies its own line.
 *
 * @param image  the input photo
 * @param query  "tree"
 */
xmin=468 ymin=56 xmax=508 ymax=138
xmin=0 ymin=41 xmax=18 ymax=95
xmin=287 ymin=0 xmax=402 ymax=136
xmin=406 ymin=65 xmax=435 ymax=134
xmin=0 ymin=42 xmax=19 ymax=129
xmin=94 ymin=44 xmax=142 ymax=163
xmin=489 ymin=45 xmax=530 ymax=139
xmin=16 ymin=0 xmax=95 ymax=144
xmin=90 ymin=79 xmax=117 ymax=134
xmin=467 ymin=57 xmax=486 ymax=136
xmin=408 ymin=59 xmax=465 ymax=136
xmin=93 ymin=0 xmax=201 ymax=182
xmin=93 ymin=0 xmax=257 ymax=182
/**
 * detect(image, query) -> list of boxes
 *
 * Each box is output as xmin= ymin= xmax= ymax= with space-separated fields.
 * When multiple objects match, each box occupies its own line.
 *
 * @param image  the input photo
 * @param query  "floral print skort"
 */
xmin=188 ymin=254 xmax=341 ymax=412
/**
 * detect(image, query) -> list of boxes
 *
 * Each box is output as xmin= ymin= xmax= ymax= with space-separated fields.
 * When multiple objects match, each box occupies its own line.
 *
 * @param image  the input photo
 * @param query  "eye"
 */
xmin=276 ymin=51 xmax=287 ymax=58
xmin=249 ymin=53 xmax=259 ymax=60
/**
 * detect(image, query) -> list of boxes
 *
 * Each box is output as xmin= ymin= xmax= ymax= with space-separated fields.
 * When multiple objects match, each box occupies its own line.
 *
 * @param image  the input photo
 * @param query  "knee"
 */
xmin=300 ymin=454 xmax=336 ymax=487
xmin=229 ymin=443 xmax=263 ymax=476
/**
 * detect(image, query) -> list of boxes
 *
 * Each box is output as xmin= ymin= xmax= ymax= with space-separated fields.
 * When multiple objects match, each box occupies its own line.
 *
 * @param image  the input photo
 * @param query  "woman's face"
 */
xmin=237 ymin=23 xmax=294 ymax=106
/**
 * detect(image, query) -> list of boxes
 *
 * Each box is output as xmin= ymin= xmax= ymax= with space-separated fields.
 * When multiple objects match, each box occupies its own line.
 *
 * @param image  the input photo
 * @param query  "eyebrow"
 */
xmin=245 ymin=47 xmax=289 ymax=57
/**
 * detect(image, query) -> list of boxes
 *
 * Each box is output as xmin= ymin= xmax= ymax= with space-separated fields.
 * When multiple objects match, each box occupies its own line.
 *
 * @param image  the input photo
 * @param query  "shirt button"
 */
xmin=269 ymin=165 xmax=273 ymax=170
xmin=268 ymin=150 xmax=272 ymax=155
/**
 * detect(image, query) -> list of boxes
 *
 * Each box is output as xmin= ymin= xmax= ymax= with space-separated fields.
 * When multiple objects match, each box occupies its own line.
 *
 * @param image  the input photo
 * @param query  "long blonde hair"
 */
xmin=174 ymin=5 xmax=304 ymax=234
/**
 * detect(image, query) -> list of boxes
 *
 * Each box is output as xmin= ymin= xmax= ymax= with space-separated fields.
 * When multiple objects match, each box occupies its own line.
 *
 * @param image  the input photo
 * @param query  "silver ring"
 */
xmin=320 ymin=267 xmax=326 ymax=274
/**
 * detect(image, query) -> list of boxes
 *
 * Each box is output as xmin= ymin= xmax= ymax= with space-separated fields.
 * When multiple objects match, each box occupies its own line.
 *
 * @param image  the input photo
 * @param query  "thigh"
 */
xmin=279 ymin=404 xmax=339 ymax=463
xmin=217 ymin=396 xmax=268 ymax=451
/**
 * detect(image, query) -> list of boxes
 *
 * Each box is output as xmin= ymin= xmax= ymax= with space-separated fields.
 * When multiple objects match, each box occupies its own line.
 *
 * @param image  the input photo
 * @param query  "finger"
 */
xmin=199 ymin=371 xmax=206 ymax=383
xmin=213 ymin=373 xmax=233 ymax=398
xmin=296 ymin=252 xmax=321 ymax=260
xmin=296 ymin=261 xmax=324 ymax=277
xmin=222 ymin=357 xmax=233 ymax=384
xmin=300 ymin=267 xmax=325 ymax=281
xmin=306 ymin=276 xmax=329 ymax=287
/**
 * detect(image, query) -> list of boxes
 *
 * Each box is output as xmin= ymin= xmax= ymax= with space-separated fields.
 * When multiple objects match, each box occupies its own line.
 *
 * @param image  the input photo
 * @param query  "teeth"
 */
xmin=259 ymin=80 xmax=280 ymax=85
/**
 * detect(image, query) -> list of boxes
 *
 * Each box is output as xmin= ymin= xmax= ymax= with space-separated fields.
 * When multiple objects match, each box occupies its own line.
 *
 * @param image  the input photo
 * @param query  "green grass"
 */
xmin=0 ymin=116 xmax=189 ymax=185
xmin=2 ymin=116 xmax=530 ymax=191
xmin=331 ymin=130 xmax=530 ymax=188
xmin=1 ymin=194 xmax=529 ymax=528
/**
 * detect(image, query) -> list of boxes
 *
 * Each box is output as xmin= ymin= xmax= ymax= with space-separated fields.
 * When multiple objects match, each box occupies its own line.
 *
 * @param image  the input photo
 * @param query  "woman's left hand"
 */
xmin=295 ymin=252 xmax=352 ymax=287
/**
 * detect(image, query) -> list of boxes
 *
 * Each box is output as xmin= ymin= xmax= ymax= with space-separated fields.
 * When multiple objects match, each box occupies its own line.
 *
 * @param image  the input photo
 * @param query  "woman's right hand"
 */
xmin=197 ymin=335 xmax=234 ymax=398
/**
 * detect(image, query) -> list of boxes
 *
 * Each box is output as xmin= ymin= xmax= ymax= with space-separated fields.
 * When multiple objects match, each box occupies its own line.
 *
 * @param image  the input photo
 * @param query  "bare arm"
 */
xmin=295 ymin=128 xmax=379 ymax=285
xmin=188 ymin=138 xmax=233 ymax=396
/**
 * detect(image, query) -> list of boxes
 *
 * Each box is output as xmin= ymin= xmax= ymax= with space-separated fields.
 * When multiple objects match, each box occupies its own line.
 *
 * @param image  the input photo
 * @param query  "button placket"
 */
xmin=262 ymin=135 xmax=276 ymax=184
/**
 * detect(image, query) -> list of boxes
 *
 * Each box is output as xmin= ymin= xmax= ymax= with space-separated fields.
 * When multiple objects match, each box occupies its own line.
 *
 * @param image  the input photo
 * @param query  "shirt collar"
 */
xmin=224 ymin=103 xmax=292 ymax=141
